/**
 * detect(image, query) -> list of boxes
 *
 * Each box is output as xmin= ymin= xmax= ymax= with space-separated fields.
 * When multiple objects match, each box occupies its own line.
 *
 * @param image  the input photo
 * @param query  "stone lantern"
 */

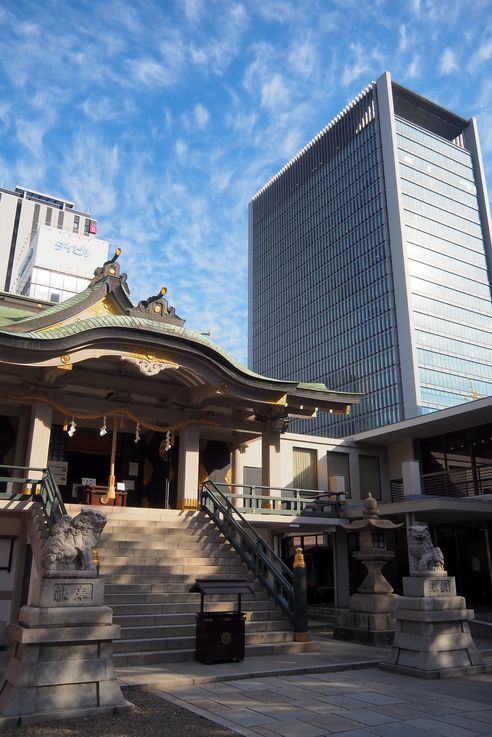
xmin=334 ymin=494 xmax=402 ymax=646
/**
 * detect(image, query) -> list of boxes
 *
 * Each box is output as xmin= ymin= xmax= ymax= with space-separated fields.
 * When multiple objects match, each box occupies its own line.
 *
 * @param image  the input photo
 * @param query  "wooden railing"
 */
xmin=211 ymin=483 xmax=346 ymax=517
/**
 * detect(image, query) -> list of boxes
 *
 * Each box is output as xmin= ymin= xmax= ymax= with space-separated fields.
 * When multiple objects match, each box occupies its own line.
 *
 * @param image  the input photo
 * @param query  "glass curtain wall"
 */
xmin=251 ymin=88 xmax=402 ymax=436
xmin=396 ymin=118 xmax=492 ymax=412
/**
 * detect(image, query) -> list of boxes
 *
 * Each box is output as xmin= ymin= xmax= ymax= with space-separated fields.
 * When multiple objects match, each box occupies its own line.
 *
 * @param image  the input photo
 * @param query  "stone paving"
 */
xmin=115 ymin=638 xmax=492 ymax=737
xmin=150 ymin=667 xmax=492 ymax=737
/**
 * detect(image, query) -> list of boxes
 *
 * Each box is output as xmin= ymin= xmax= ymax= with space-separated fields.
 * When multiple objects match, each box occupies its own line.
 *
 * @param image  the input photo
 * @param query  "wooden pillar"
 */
xmin=177 ymin=425 xmax=200 ymax=510
xmin=261 ymin=425 xmax=282 ymax=509
xmin=25 ymin=401 xmax=52 ymax=478
xmin=261 ymin=427 xmax=282 ymax=489
xmin=231 ymin=446 xmax=242 ymax=486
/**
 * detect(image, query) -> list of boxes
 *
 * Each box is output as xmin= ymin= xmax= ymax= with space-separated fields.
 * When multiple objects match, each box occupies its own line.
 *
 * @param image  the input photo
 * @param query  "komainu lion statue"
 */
xmin=407 ymin=525 xmax=445 ymax=575
xmin=41 ymin=508 xmax=107 ymax=572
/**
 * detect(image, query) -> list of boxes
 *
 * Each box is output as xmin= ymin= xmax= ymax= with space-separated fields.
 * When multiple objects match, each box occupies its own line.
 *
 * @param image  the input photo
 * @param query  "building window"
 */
xmin=293 ymin=448 xmax=318 ymax=489
xmin=359 ymin=455 xmax=381 ymax=500
xmin=31 ymin=203 xmax=40 ymax=236
xmin=73 ymin=215 xmax=80 ymax=233
xmin=50 ymin=292 xmax=61 ymax=303
xmin=327 ymin=451 xmax=350 ymax=496
xmin=45 ymin=208 xmax=52 ymax=226
xmin=57 ymin=211 xmax=64 ymax=229
xmin=84 ymin=218 xmax=90 ymax=235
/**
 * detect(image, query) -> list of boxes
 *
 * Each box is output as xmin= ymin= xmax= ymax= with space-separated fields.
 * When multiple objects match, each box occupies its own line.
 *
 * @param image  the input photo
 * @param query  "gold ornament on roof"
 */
xmin=121 ymin=352 xmax=179 ymax=376
xmin=87 ymin=298 xmax=120 ymax=318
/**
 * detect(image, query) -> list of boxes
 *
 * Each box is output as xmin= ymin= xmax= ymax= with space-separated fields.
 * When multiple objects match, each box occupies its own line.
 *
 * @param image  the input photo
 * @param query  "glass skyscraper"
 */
xmin=249 ymin=72 xmax=492 ymax=437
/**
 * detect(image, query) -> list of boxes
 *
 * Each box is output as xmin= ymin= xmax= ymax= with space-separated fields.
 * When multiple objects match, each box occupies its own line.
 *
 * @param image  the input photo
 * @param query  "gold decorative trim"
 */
xmin=177 ymin=498 xmax=199 ymax=511
xmin=121 ymin=352 xmax=179 ymax=376
xmin=60 ymin=354 xmax=71 ymax=364
xmin=87 ymin=297 xmax=120 ymax=318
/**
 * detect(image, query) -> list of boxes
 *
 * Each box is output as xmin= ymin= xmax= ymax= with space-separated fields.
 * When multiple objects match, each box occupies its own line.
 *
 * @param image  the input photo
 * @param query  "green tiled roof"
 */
xmin=0 ymin=306 xmax=38 ymax=327
xmin=0 ymin=312 xmax=341 ymax=395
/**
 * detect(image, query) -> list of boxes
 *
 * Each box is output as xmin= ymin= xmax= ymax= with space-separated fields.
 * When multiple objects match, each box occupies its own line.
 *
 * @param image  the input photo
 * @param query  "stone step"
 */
xmin=104 ymin=517 xmax=212 ymax=533
xmin=101 ymin=528 xmax=217 ymax=541
xmin=100 ymin=563 xmax=248 ymax=575
xmin=119 ymin=619 xmax=290 ymax=640
xmin=100 ymin=544 xmax=237 ymax=558
xmin=99 ymin=554 xmax=246 ymax=575
xmin=109 ymin=598 xmax=279 ymax=616
xmin=100 ymin=540 xmax=227 ymax=553
xmin=112 ymin=640 xmax=319 ymax=666
xmin=102 ymin=525 xmax=218 ymax=537
xmin=67 ymin=506 xmax=209 ymax=525
xmin=104 ymin=580 xmax=261 ymax=594
xmin=113 ymin=609 xmax=289 ymax=627
xmin=104 ymin=591 xmax=270 ymax=605
xmin=102 ymin=571 xmax=255 ymax=585
xmin=113 ymin=629 xmax=297 ymax=654
xmin=77 ymin=505 xmax=299 ymax=665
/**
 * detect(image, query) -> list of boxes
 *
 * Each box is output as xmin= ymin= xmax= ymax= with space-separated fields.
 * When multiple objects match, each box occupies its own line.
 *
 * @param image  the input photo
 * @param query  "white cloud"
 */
xmin=469 ymin=39 xmax=492 ymax=71
xmin=79 ymin=95 xmax=135 ymax=123
xmin=194 ymin=103 xmax=210 ymax=129
xmin=60 ymin=132 xmax=120 ymax=217
xmin=406 ymin=54 xmax=421 ymax=79
xmin=341 ymin=43 xmax=374 ymax=86
xmin=175 ymin=138 xmax=188 ymax=160
xmin=130 ymin=58 xmax=174 ymax=87
xmin=260 ymin=73 xmax=290 ymax=112
xmin=0 ymin=102 xmax=11 ymax=128
xmin=398 ymin=25 xmax=410 ymax=53
xmin=183 ymin=0 xmax=204 ymax=21
xmin=288 ymin=38 xmax=317 ymax=80
xmin=439 ymin=48 xmax=458 ymax=75
xmin=211 ymin=169 xmax=233 ymax=192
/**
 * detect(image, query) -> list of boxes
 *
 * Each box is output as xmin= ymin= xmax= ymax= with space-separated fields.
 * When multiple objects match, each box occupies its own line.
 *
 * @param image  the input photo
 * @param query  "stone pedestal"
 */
xmin=334 ymin=591 xmax=398 ymax=646
xmin=382 ymin=575 xmax=485 ymax=678
xmin=0 ymin=573 xmax=133 ymax=726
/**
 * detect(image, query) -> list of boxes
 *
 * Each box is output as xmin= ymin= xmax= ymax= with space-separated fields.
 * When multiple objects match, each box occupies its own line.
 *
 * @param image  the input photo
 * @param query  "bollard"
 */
xmin=293 ymin=547 xmax=310 ymax=642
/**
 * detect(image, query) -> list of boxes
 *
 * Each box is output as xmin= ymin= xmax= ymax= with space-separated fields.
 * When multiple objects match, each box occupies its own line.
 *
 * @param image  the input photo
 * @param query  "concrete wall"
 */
xmin=0 ymin=509 xmax=28 ymax=625
xmin=238 ymin=432 xmax=389 ymax=503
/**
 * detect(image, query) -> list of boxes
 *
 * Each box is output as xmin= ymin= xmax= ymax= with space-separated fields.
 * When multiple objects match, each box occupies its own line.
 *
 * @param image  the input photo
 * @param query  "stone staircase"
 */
xmin=75 ymin=505 xmax=318 ymax=666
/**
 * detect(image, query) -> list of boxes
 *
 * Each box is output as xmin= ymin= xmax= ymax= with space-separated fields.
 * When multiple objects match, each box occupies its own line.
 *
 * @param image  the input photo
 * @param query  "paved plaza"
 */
xmin=117 ymin=640 xmax=492 ymax=737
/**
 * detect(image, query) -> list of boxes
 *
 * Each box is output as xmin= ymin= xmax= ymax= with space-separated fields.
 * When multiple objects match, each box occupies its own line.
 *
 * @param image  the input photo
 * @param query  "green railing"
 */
xmin=211 ymin=482 xmax=346 ymax=516
xmin=201 ymin=480 xmax=295 ymax=623
xmin=0 ymin=464 xmax=66 ymax=527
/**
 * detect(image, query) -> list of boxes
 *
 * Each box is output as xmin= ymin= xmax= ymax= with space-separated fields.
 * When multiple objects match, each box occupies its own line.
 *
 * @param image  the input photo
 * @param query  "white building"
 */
xmin=16 ymin=225 xmax=109 ymax=303
xmin=0 ymin=185 xmax=108 ymax=302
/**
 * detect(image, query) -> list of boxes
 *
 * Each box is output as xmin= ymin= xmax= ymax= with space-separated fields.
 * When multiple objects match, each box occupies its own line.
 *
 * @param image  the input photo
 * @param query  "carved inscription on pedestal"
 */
xmin=430 ymin=579 xmax=451 ymax=595
xmin=53 ymin=583 xmax=93 ymax=603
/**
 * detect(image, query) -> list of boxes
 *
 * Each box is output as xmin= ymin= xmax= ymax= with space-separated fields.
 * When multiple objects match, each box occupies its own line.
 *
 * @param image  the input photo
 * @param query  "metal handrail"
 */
xmin=0 ymin=464 xmax=66 ymax=527
xmin=200 ymin=480 xmax=295 ymax=623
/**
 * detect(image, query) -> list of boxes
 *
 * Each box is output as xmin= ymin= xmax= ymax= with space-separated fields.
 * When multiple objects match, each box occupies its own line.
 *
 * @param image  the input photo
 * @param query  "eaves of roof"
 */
xmin=0 ymin=312 xmax=361 ymax=403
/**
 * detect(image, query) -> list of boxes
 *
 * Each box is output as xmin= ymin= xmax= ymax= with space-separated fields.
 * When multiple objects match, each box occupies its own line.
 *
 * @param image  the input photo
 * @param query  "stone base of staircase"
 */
xmin=67 ymin=505 xmax=318 ymax=666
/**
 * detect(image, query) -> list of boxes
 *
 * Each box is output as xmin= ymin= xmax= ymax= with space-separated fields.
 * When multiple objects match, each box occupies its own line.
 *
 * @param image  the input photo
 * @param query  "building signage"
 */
xmin=27 ymin=226 xmax=109 ymax=279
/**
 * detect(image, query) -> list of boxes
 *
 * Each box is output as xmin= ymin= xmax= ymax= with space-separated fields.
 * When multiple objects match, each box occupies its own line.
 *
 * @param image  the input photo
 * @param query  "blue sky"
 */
xmin=1 ymin=0 xmax=491 ymax=366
